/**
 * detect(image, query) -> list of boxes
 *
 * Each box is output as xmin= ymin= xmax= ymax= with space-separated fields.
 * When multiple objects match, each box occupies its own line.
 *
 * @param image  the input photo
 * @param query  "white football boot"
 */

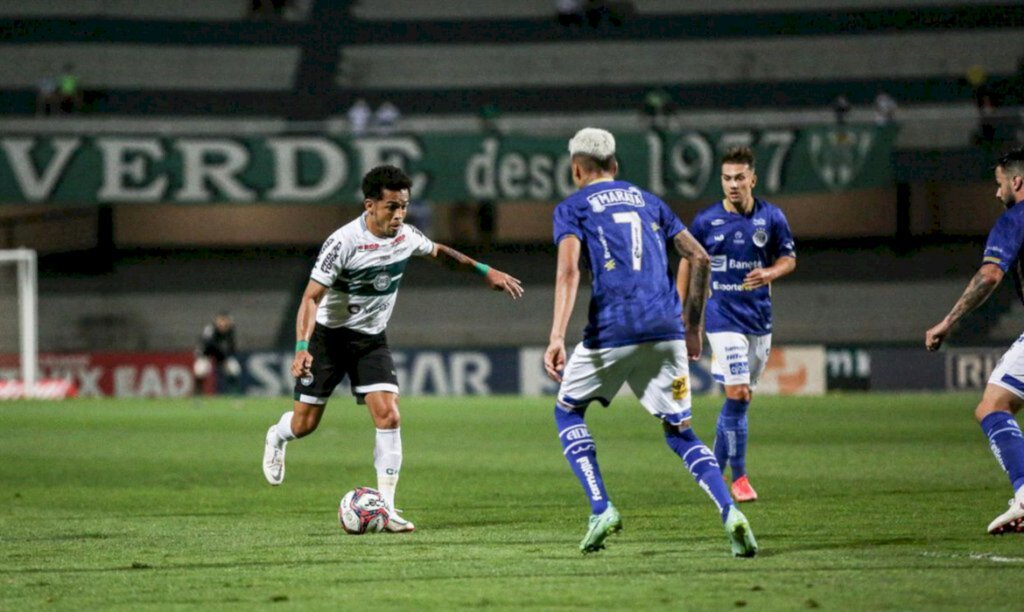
xmin=262 ymin=426 xmax=286 ymax=486
xmin=384 ymin=508 xmax=416 ymax=533
xmin=987 ymin=487 xmax=1024 ymax=535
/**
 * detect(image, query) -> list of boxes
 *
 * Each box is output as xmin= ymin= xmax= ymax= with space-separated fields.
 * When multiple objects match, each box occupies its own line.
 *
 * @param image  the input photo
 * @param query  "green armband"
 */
xmin=473 ymin=262 xmax=491 ymax=276
xmin=296 ymin=340 xmax=309 ymax=352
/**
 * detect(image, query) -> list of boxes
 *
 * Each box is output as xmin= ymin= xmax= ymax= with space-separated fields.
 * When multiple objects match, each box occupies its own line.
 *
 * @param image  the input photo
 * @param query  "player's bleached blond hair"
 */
xmin=568 ymin=128 xmax=616 ymax=160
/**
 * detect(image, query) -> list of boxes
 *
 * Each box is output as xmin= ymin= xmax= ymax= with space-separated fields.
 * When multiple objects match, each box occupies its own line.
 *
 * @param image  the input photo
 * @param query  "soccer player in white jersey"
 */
xmin=926 ymin=148 xmax=1024 ymax=535
xmin=262 ymin=165 xmax=523 ymax=532
xmin=684 ymin=147 xmax=796 ymax=502
xmin=544 ymin=128 xmax=757 ymax=556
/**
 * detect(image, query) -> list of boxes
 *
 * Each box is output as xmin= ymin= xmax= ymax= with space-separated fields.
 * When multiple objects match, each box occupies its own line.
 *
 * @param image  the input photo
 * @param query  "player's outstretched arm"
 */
xmin=545 ymin=236 xmax=581 ymax=382
xmin=743 ymin=255 xmax=796 ymax=289
xmin=673 ymin=230 xmax=710 ymax=360
xmin=430 ymin=243 xmax=524 ymax=299
xmin=292 ymin=280 xmax=328 ymax=378
xmin=925 ymin=263 xmax=1003 ymax=351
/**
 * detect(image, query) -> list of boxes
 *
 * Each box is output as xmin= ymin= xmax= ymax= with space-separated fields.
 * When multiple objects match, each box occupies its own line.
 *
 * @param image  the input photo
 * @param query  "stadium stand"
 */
xmin=1 ymin=0 xmax=1023 ymax=353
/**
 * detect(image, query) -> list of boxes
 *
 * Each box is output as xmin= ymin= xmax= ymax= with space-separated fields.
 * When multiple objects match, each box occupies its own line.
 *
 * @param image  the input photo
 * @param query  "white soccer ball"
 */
xmin=338 ymin=487 xmax=390 ymax=534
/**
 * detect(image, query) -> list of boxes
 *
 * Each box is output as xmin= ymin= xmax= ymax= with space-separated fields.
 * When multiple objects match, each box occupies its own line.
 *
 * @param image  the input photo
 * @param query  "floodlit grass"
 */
xmin=3 ymin=393 xmax=1024 ymax=609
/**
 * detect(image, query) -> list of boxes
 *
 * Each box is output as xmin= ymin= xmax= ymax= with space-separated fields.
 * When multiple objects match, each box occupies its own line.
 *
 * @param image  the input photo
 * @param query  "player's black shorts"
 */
xmin=293 ymin=323 xmax=398 ymax=405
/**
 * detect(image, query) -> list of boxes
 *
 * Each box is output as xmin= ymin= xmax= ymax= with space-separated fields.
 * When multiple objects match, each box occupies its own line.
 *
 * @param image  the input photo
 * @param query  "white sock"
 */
xmin=274 ymin=411 xmax=297 ymax=445
xmin=374 ymin=428 xmax=402 ymax=509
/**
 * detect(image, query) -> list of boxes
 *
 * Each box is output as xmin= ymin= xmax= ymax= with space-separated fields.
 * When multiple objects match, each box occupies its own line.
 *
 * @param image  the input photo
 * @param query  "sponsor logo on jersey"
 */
xmin=392 ymin=234 xmax=406 ymax=246
xmin=728 ymin=259 xmax=763 ymax=271
xmin=713 ymin=281 xmax=751 ymax=291
xmin=586 ymin=186 xmax=645 ymax=213
xmin=733 ymin=231 xmax=744 ymax=244
xmin=320 ymin=242 xmax=341 ymax=273
xmin=753 ymin=217 xmax=767 ymax=226
xmin=358 ymin=243 xmax=380 ymax=251
xmin=671 ymin=375 xmax=688 ymax=400
xmin=711 ymin=255 xmax=727 ymax=272
xmin=752 ymin=229 xmax=769 ymax=247
xmin=372 ymin=272 xmax=392 ymax=291
xmin=711 ymin=218 xmax=726 ymax=226
xmin=713 ymin=234 xmax=725 ymax=242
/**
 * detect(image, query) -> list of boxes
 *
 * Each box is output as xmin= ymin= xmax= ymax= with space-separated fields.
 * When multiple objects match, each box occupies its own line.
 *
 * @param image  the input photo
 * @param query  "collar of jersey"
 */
xmin=582 ymin=177 xmax=616 ymax=188
xmin=721 ymin=197 xmax=760 ymax=217
xmin=359 ymin=212 xmax=400 ymax=241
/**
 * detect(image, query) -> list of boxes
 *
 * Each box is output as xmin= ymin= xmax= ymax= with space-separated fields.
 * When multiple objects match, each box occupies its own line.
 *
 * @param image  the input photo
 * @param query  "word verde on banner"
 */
xmin=0 ymin=126 xmax=897 ymax=205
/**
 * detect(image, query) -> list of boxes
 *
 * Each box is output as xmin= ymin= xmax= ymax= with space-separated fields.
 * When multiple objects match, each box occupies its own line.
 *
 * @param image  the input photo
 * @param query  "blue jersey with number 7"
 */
xmin=553 ymin=179 xmax=687 ymax=349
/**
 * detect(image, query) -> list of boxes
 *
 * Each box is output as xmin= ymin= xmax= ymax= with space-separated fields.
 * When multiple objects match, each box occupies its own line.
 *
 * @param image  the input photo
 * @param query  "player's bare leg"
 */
xmin=976 ymin=385 xmax=1024 ymax=534
xmin=263 ymin=401 xmax=324 ymax=485
xmin=365 ymin=391 xmax=414 ymax=532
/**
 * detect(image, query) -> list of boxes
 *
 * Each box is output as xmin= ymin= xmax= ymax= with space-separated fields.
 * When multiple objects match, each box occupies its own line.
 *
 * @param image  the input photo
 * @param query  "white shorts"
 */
xmin=989 ymin=334 xmax=1024 ymax=399
xmin=707 ymin=331 xmax=772 ymax=387
xmin=556 ymin=340 xmax=692 ymax=425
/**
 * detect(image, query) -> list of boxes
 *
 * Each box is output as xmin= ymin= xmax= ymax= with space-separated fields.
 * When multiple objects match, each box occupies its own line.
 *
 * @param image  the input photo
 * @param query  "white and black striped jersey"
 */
xmin=310 ymin=214 xmax=435 ymax=334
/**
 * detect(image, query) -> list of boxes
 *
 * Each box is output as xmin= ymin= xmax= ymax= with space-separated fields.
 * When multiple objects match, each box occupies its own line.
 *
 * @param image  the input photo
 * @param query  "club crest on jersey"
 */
xmin=752 ymin=229 xmax=769 ymax=247
xmin=372 ymin=272 xmax=391 ymax=291
xmin=671 ymin=375 xmax=688 ymax=400
xmin=348 ymin=304 xmax=361 ymax=314
xmin=586 ymin=186 xmax=645 ymax=213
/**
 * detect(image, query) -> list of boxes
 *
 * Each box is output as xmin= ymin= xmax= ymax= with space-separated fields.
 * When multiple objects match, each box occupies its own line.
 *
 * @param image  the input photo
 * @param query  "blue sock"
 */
xmin=555 ymin=406 xmax=609 ymax=515
xmin=665 ymin=426 xmax=733 ymax=522
xmin=712 ymin=398 xmax=750 ymax=482
xmin=981 ymin=411 xmax=1024 ymax=493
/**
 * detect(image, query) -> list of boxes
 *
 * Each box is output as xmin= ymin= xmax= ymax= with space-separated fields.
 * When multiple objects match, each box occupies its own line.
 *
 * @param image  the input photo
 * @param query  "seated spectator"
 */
xmin=36 ymin=73 xmax=59 ymax=116
xmin=555 ymin=0 xmax=584 ymax=27
xmin=57 ymin=64 xmax=82 ymax=114
xmin=373 ymin=101 xmax=401 ymax=135
xmin=348 ymin=98 xmax=372 ymax=137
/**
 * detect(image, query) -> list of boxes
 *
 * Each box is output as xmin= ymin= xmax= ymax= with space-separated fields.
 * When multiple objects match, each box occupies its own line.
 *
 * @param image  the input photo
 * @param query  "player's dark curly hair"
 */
xmin=997 ymin=147 xmax=1024 ymax=176
xmin=722 ymin=146 xmax=755 ymax=169
xmin=362 ymin=165 xmax=412 ymax=200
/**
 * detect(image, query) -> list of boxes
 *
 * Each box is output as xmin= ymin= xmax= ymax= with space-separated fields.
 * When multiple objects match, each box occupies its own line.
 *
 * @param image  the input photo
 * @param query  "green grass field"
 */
xmin=3 ymin=393 xmax=1024 ymax=609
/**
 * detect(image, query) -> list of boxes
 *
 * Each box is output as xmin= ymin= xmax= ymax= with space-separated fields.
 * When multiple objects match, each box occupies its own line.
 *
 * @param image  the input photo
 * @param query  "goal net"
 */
xmin=0 ymin=249 xmax=37 ymax=394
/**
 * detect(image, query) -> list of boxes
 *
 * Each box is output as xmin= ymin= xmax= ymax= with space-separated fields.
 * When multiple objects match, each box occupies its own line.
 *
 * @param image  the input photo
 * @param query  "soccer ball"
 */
xmin=338 ymin=487 xmax=390 ymax=534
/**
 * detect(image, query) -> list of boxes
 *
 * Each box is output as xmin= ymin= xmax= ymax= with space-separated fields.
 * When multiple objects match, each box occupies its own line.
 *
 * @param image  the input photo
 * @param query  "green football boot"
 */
xmin=724 ymin=505 xmax=758 ymax=557
xmin=580 ymin=503 xmax=622 ymax=554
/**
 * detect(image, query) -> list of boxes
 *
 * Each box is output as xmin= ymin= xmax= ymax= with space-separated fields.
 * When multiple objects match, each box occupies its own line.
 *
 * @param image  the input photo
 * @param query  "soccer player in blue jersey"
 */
xmin=926 ymin=148 xmax=1024 ymax=535
xmin=544 ymin=128 xmax=758 ymax=556
xmin=684 ymin=147 xmax=796 ymax=502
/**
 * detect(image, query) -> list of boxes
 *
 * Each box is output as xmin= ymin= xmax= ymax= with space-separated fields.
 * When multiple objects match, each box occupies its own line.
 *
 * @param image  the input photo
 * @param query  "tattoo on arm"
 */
xmin=673 ymin=233 xmax=709 ymax=328
xmin=434 ymin=244 xmax=474 ymax=270
xmin=685 ymin=264 xmax=708 ymax=328
xmin=947 ymin=269 xmax=999 ymax=325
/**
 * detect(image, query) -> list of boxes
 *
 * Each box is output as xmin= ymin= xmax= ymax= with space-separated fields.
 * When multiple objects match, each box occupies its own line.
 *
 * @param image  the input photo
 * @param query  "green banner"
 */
xmin=0 ymin=126 xmax=897 ymax=205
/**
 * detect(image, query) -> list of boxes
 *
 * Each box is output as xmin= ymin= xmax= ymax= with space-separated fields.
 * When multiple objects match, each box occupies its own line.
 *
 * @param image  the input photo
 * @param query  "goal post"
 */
xmin=0 ymin=249 xmax=37 ymax=392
